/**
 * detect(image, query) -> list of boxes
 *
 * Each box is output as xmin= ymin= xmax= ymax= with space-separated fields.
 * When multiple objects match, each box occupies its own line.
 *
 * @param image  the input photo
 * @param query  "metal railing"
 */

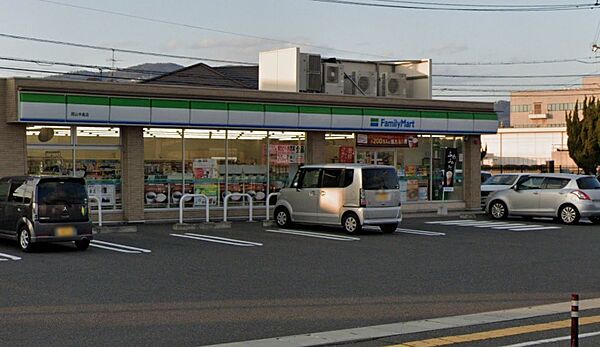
xmin=179 ymin=194 xmax=209 ymax=224
xmin=88 ymin=196 xmax=102 ymax=227
xmin=223 ymin=193 xmax=253 ymax=222
xmin=265 ymin=192 xmax=280 ymax=221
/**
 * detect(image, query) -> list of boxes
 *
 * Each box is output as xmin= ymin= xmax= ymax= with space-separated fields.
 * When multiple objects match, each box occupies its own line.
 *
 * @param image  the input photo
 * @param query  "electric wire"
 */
xmin=34 ymin=0 xmax=390 ymax=59
xmin=312 ymin=0 xmax=599 ymax=11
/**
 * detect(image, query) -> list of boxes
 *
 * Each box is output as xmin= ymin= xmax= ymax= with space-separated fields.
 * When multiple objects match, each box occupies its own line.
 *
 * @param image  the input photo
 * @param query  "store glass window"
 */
xmin=225 ymin=130 xmax=269 ymax=205
xmin=26 ymin=126 xmax=122 ymax=210
xmin=325 ymin=133 xmax=355 ymax=163
xmin=184 ymin=129 xmax=225 ymax=207
xmin=144 ymin=128 xmax=183 ymax=209
xmin=396 ymin=135 xmax=431 ymax=203
xmin=268 ymin=132 xmax=305 ymax=194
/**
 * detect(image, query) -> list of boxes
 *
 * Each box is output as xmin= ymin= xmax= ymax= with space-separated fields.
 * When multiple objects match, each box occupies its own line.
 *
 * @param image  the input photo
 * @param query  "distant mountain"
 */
xmin=46 ymin=62 xmax=183 ymax=82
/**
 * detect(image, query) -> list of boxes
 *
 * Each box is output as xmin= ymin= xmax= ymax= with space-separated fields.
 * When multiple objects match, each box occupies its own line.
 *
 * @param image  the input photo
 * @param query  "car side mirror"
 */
xmin=512 ymin=185 xmax=519 ymax=191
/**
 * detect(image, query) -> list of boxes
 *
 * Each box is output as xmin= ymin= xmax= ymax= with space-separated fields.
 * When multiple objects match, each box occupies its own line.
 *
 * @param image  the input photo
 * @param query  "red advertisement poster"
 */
xmin=339 ymin=146 xmax=355 ymax=163
xmin=356 ymin=133 xmax=418 ymax=148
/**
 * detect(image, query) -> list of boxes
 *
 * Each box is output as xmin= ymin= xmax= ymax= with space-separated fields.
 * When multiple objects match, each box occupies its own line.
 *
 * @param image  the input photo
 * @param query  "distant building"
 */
xmin=481 ymin=77 xmax=600 ymax=172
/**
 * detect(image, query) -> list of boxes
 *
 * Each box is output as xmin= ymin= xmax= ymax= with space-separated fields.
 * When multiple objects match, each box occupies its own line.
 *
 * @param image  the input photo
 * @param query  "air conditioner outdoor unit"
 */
xmin=322 ymin=63 xmax=344 ymax=95
xmin=299 ymin=53 xmax=322 ymax=92
xmin=381 ymin=72 xmax=408 ymax=98
xmin=344 ymin=71 xmax=377 ymax=96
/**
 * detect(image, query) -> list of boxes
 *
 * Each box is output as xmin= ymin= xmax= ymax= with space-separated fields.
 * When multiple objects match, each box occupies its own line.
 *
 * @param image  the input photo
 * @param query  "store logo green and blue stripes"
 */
xmin=370 ymin=118 xmax=379 ymax=126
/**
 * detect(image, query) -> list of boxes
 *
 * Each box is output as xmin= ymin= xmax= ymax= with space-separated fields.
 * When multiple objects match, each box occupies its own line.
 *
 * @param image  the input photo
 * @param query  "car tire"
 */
xmin=18 ymin=227 xmax=34 ymax=253
xmin=559 ymin=204 xmax=580 ymax=225
xmin=379 ymin=223 xmax=398 ymax=234
xmin=489 ymin=200 xmax=508 ymax=220
xmin=589 ymin=216 xmax=600 ymax=224
xmin=342 ymin=212 xmax=362 ymax=234
xmin=75 ymin=239 xmax=90 ymax=251
xmin=274 ymin=207 xmax=291 ymax=228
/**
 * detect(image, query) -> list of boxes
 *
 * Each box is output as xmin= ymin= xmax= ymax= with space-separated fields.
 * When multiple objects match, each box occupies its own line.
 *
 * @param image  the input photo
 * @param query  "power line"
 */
xmin=0 ymin=33 xmax=256 ymax=65
xmin=434 ymin=73 xmax=600 ymax=78
xmin=436 ymin=57 xmax=600 ymax=66
xmin=313 ymin=0 xmax=599 ymax=11
xmin=35 ymin=0 xmax=390 ymax=59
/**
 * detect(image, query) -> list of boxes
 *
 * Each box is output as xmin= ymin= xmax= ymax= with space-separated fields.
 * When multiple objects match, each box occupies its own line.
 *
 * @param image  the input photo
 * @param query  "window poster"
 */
xmin=193 ymin=159 xmax=219 ymax=205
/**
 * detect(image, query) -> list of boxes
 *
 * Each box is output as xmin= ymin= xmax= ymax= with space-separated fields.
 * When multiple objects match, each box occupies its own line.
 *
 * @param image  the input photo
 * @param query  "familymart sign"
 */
xmin=18 ymin=92 xmax=498 ymax=134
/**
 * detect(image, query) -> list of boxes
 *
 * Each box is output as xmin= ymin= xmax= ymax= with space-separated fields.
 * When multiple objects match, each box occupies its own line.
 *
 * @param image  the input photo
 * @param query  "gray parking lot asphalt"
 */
xmin=1 ymin=214 xmax=600 ymax=346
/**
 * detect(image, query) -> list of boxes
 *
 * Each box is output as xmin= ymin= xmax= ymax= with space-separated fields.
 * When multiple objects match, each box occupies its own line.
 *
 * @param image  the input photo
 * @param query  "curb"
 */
xmin=93 ymin=225 xmax=138 ymax=234
xmin=172 ymin=222 xmax=232 ymax=231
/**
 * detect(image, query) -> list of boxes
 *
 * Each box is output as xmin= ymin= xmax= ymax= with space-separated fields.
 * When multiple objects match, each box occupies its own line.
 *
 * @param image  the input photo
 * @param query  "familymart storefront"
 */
xmin=0 ymin=78 xmax=497 ymax=223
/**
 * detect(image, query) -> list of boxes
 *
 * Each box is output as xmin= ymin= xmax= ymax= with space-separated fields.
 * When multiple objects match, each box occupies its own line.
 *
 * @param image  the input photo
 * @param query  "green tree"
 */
xmin=566 ymin=97 xmax=600 ymax=174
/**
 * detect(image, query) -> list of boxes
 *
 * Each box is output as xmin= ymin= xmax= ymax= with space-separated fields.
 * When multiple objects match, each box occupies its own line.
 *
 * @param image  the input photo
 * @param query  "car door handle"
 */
xmin=16 ymin=208 xmax=22 ymax=212
xmin=321 ymin=191 xmax=326 ymax=196
xmin=309 ymin=191 xmax=315 ymax=197
xmin=533 ymin=192 xmax=539 ymax=195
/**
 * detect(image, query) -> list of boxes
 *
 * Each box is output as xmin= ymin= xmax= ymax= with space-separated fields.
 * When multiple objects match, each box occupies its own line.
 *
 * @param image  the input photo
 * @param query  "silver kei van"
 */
xmin=274 ymin=164 xmax=402 ymax=234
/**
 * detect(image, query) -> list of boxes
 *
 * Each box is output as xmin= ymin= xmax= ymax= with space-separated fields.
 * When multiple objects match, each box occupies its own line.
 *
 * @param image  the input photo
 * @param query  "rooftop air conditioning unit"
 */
xmin=299 ymin=53 xmax=322 ymax=92
xmin=344 ymin=71 xmax=377 ymax=96
xmin=381 ymin=72 xmax=408 ymax=98
xmin=322 ymin=63 xmax=344 ymax=95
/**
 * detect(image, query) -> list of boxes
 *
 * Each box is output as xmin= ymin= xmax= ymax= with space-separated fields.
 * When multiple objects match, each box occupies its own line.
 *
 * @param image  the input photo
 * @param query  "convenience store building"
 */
xmin=0 ymin=77 xmax=497 ymax=223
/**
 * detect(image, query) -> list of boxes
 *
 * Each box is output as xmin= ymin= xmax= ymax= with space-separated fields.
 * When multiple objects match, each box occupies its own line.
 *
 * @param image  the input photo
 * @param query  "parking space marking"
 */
xmin=395 ymin=228 xmax=446 ymax=236
xmin=425 ymin=220 xmax=561 ymax=231
xmin=89 ymin=240 xmax=151 ymax=254
xmin=265 ymin=229 xmax=360 ymax=241
xmin=170 ymin=233 xmax=263 ymax=247
xmin=0 ymin=252 xmax=22 ymax=261
xmin=508 ymin=226 xmax=562 ymax=231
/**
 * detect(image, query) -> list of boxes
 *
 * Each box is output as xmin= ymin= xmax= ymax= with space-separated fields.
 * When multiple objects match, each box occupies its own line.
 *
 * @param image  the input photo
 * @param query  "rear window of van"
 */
xmin=362 ymin=168 xmax=399 ymax=190
xmin=38 ymin=180 xmax=88 ymax=205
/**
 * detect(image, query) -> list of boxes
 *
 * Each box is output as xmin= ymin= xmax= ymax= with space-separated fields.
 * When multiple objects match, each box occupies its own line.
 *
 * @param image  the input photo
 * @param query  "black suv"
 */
xmin=0 ymin=176 xmax=93 ymax=252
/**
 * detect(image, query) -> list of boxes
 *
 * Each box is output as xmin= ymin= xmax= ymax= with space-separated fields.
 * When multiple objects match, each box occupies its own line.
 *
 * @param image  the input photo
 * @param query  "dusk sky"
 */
xmin=2 ymin=0 xmax=600 ymax=101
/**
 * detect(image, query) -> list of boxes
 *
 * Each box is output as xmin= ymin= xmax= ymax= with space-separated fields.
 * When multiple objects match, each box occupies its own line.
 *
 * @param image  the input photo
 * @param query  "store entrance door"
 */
xmin=356 ymin=149 xmax=395 ymax=166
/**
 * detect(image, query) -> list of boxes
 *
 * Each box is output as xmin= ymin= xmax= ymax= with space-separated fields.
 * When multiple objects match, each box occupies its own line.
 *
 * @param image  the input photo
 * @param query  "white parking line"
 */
xmin=395 ymin=228 xmax=446 ymax=236
xmin=501 ymin=330 xmax=600 ymax=347
xmin=0 ymin=252 xmax=22 ymax=261
xmin=90 ymin=240 xmax=152 ymax=253
xmin=426 ymin=219 xmax=475 ymax=225
xmin=507 ymin=226 xmax=562 ymax=231
xmin=89 ymin=243 xmax=142 ymax=254
xmin=265 ymin=229 xmax=360 ymax=241
xmin=490 ymin=224 xmax=531 ymax=229
xmin=185 ymin=233 xmax=263 ymax=246
xmin=170 ymin=233 xmax=262 ymax=247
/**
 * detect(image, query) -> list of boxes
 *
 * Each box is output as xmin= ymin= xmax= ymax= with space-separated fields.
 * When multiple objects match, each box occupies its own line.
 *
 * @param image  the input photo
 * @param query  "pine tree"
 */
xmin=566 ymin=97 xmax=600 ymax=174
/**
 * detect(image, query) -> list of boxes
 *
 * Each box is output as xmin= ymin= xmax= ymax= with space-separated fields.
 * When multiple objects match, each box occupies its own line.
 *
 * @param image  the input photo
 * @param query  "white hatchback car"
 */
xmin=486 ymin=174 xmax=600 ymax=224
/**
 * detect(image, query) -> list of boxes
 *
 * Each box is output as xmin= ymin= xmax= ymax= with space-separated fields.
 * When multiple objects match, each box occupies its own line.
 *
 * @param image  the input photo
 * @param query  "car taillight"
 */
xmin=571 ymin=190 xmax=591 ymax=200
xmin=360 ymin=189 xmax=367 ymax=207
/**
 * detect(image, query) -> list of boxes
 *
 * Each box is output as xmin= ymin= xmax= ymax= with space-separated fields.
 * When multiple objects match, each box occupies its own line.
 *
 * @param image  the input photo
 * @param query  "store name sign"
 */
xmin=370 ymin=117 xmax=416 ymax=129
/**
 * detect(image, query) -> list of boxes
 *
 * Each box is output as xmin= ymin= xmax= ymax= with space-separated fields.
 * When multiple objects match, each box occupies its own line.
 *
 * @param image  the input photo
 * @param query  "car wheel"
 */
xmin=589 ymin=216 xmax=600 ymax=224
xmin=379 ymin=223 xmax=398 ymax=234
xmin=274 ymin=207 xmax=291 ymax=228
xmin=74 ymin=239 xmax=90 ymax=251
xmin=342 ymin=213 xmax=362 ymax=234
xmin=489 ymin=200 xmax=508 ymax=220
xmin=559 ymin=205 xmax=580 ymax=225
xmin=18 ymin=227 xmax=34 ymax=253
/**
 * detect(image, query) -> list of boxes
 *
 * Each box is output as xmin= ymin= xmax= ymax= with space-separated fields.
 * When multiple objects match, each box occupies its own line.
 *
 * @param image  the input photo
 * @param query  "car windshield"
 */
xmin=577 ymin=177 xmax=600 ymax=189
xmin=38 ymin=180 xmax=87 ymax=205
xmin=362 ymin=168 xmax=399 ymax=190
xmin=483 ymin=175 xmax=518 ymax=185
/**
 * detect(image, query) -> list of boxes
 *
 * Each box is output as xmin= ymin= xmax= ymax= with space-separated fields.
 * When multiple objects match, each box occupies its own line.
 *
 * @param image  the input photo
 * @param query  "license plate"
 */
xmin=55 ymin=226 xmax=75 ymax=237
xmin=375 ymin=192 xmax=390 ymax=202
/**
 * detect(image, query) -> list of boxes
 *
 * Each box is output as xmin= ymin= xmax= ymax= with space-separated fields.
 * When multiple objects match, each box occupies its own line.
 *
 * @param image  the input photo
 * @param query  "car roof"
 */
xmin=522 ymin=173 xmax=591 ymax=179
